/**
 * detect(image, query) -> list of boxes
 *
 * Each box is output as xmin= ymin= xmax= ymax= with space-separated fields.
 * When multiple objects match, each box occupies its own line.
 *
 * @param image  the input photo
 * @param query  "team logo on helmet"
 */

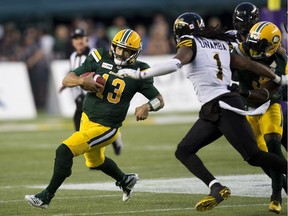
xmin=110 ymin=29 xmax=142 ymax=66
xmin=247 ymin=21 xmax=282 ymax=59
xmin=174 ymin=18 xmax=189 ymax=29
xmin=272 ymin=35 xmax=280 ymax=44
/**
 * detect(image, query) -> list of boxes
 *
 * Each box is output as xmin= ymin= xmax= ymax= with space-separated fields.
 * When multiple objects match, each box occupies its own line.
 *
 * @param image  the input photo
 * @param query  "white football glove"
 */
xmin=117 ymin=68 xmax=141 ymax=79
xmin=273 ymin=74 xmax=288 ymax=86
xmin=280 ymin=75 xmax=288 ymax=85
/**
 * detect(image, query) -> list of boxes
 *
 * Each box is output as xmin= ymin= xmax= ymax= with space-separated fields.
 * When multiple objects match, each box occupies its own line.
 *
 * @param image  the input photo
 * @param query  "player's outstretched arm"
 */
xmin=230 ymin=53 xmax=287 ymax=85
xmin=118 ymin=46 xmax=193 ymax=79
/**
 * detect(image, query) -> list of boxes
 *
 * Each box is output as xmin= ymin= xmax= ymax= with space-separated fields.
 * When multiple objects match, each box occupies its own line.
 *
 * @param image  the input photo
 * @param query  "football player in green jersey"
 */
xmin=232 ymin=2 xmax=287 ymax=151
xmin=233 ymin=21 xmax=287 ymax=214
xmin=25 ymin=29 xmax=164 ymax=209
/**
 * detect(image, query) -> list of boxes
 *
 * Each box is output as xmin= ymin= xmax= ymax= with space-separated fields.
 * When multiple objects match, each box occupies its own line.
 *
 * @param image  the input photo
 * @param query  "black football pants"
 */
xmin=175 ymin=99 xmax=287 ymax=187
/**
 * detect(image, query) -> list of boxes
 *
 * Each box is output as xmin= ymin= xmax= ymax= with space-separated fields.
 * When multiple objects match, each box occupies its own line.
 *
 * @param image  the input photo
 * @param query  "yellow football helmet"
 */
xmin=110 ymin=29 xmax=142 ymax=65
xmin=246 ymin=21 xmax=281 ymax=59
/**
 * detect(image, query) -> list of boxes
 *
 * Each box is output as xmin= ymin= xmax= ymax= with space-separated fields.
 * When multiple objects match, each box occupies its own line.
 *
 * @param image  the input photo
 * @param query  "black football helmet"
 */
xmin=233 ymin=2 xmax=260 ymax=36
xmin=173 ymin=12 xmax=205 ymax=44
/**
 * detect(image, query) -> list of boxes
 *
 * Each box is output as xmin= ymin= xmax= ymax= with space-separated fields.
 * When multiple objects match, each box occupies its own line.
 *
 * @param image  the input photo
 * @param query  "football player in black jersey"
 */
xmin=232 ymin=2 xmax=260 ymax=43
xmin=118 ymin=12 xmax=288 ymax=212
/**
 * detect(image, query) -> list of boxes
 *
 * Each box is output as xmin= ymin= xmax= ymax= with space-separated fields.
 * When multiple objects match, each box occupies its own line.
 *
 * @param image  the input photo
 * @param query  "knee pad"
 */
xmin=54 ymin=144 xmax=74 ymax=177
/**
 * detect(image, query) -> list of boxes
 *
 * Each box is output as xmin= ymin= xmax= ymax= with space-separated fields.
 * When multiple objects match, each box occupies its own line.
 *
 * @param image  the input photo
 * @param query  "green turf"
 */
xmin=0 ymin=113 xmax=287 ymax=215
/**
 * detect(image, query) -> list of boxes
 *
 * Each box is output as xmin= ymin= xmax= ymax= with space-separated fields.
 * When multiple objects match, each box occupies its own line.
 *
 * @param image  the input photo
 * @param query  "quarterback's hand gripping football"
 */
xmin=117 ymin=68 xmax=141 ymax=79
xmin=81 ymin=72 xmax=103 ymax=92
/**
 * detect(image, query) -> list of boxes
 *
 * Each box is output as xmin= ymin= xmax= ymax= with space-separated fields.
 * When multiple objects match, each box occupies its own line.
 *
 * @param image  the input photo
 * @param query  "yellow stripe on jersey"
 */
xmin=177 ymin=39 xmax=193 ymax=48
xmin=285 ymin=62 xmax=288 ymax=75
xmin=91 ymin=49 xmax=102 ymax=62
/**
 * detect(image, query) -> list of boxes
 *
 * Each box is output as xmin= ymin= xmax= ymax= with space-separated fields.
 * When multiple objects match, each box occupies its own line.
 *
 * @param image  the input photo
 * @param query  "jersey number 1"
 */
xmin=213 ymin=53 xmax=223 ymax=80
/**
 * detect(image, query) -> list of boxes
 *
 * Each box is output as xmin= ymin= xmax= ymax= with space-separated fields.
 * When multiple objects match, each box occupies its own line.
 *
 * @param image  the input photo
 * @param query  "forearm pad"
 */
xmin=140 ymin=59 xmax=182 ymax=79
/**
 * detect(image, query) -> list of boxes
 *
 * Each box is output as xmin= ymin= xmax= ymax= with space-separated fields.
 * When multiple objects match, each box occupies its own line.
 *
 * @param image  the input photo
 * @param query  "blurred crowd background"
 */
xmin=0 ymin=0 xmax=286 ymax=111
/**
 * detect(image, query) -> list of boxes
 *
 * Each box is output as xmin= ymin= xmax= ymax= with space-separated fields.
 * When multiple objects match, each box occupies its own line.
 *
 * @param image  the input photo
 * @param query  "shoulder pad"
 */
xmin=177 ymin=35 xmax=194 ymax=48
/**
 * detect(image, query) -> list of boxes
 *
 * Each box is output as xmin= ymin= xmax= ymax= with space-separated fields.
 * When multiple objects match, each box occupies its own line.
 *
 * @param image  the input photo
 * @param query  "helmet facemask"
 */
xmin=246 ymin=21 xmax=281 ymax=59
xmin=110 ymin=29 xmax=142 ymax=66
xmin=247 ymin=38 xmax=273 ymax=59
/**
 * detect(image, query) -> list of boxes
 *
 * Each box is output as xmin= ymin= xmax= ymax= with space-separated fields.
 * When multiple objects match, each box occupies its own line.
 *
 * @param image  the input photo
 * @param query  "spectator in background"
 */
xmin=20 ymin=26 xmax=50 ymax=109
xmin=53 ymin=24 xmax=70 ymax=59
xmin=107 ymin=16 xmax=128 ymax=40
xmin=91 ymin=22 xmax=110 ymax=50
xmin=38 ymin=25 xmax=54 ymax=64
xmin=0 ymin=22 xmax=22 ymax=61
xmin=134 ymin=24 xmax=149 ymax=55
xmin=145 ymin=14 xmax=171 ymax=55
xmin=280 ymin=21 xmax=287 ymax=50
xmin=71 ymin=17 xmax=89 ymax=32
xmin=207 ymin=16 xmax=222 ymax=28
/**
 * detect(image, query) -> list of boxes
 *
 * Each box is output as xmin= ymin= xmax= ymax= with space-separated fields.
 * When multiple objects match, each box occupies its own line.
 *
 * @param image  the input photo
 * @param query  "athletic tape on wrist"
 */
xmin=273 ymin=75 xmax=281 ymax=84
xmin=148 ymin=97 xmax=161 ymax=111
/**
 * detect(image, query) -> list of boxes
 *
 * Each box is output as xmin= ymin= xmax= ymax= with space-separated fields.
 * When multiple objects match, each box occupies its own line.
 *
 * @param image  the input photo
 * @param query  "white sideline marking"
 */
xmin=0 ymin=115 xmax=196 ymax=132
xmin=27 ymin=174 xmax=286 ymax=198
xmin=52 ymin=204 xmax=268 ymax=216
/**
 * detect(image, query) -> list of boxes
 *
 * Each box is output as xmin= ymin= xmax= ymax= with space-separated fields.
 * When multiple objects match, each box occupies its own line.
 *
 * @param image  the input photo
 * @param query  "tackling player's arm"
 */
xmin=139 ymin=38 xmax=195 ymax=78
xmin=230 ymin=53 xmax=278 ymax=80
xmin=253 ymin=80 xmax=281 ymax=102
xmin=231 ymin=51 xmax=288 ymax=85
xmin=117 ymin=38 xmax=193 ymax=79
xmin=239 ymin=88 xmax=271 ymax=103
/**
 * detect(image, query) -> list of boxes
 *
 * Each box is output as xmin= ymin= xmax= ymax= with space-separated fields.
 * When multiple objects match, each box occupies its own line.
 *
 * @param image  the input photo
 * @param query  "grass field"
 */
xmin=0 ymin=112 xmax=287 ymax=216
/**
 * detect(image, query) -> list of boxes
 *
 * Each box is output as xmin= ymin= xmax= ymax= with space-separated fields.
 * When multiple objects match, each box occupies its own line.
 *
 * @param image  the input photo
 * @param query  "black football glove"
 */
xmin=227 ymin=83 xmax=240 ymax=92
xmin=228 ymin=84 xmax=250 ymax=97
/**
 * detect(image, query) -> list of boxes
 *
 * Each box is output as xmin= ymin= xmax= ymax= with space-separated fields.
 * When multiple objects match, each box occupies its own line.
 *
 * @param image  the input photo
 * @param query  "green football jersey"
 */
xmin=236 ymin=43 xmax=286 ymax=108
xmin=73 ymin=48 xmax=160 ymax=128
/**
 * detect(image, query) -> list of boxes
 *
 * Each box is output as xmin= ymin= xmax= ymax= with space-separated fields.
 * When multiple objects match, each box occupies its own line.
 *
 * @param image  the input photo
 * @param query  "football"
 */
xmin=80 ymin=72 xmax=105 ymax=86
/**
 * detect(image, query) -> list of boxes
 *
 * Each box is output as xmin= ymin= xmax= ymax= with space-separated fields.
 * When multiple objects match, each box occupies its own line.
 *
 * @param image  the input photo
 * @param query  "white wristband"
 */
xmin=273 ymin=75 xmax=281 ymax=84
xmin=148 ymin=97 xmax=161 ymax=111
